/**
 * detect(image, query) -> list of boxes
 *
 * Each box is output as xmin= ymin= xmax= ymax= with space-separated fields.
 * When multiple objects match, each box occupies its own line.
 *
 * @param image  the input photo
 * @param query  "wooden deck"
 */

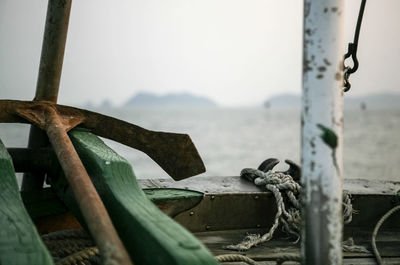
xmin=195 ymin=228 xmax=400 ymax=264
xmin=141 ymin=176 xmax=400 ymax=264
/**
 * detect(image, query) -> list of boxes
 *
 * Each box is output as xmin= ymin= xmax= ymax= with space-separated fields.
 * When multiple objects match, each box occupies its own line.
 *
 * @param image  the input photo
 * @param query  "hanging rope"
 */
xmin=224 ymin=168 xmax=356 ymax=251
xmin=371 ymin=205 xmax=400 ymax=265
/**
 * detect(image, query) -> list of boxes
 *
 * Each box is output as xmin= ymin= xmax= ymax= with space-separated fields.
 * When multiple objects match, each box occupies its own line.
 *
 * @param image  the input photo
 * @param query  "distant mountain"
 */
xmin=125 ymin=92 xmax=217 ymax=108
xmin=264 ymin=93 xmax=400 ymax=109
xmin=98 ymin=99 xmax=113 ymax=108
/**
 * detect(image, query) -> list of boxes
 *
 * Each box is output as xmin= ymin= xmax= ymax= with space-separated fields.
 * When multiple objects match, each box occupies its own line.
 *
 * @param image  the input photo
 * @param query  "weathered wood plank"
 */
xmin=342 ymin=258 xmax=400 ymax=265
xmin=213 ymin=259 xmax=400 ymax=265
xmin=172 ymin=191 xmax=400 ymax=233
xmin=195 ymin=228 xmax=400 ymax=261
xmin=139 ymin=176 xmax=400 ymax=196
xmin=51 ymin=129 xmax=218 ymax=265
xmin=0 ymin=139 xmax=54 ymax=265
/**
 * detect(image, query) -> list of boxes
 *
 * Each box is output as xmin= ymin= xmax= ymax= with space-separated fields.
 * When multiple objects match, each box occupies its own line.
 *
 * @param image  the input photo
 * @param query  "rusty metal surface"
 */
xmin=35 ymin=0 xmax=72 ymax=102
xmin=14 ymin=102 xmax=84 ymax=131
xmin=44 ymin=106 xmax=133 ymax=265
xmin=23 ymin=0 xmax=72 ymax=191
xmin=0 ymin=99 xmax=205 ymax=180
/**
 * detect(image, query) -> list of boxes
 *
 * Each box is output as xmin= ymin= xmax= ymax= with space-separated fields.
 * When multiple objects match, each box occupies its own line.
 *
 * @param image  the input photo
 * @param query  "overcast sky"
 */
xmin=1 ymin=0 xmax=400 ymax=107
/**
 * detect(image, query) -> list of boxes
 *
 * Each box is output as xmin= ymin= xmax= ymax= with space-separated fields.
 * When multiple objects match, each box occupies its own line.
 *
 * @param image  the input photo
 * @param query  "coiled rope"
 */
xmin=224 ymin=168 xmax=355 ymax=251
xmin=276 ymin=254 xmax=301 ymax=265
xmin=41 ymin=229 xmax=100 ymax=265
xmin=216 ymin=254 xmax=258 ymax=265
xmin=56 ymin=247 xmax=100 ymax=265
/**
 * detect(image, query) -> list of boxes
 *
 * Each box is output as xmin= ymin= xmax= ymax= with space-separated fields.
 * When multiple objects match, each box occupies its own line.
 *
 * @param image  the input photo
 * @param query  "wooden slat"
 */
xmin=215 ymin=259 xmax=400 ymax=265
xmin=195 ymin=228 xmax=400 ymax=261
xmin=0 ymin=139 xmax=54 ymax=265
xmin=51 ymin=129 xmax=218 ymax=265
xmin=21 ymin=187 xmax=68 ymax=220
xmin=343 ymin=258 xmax=400 ymax=265
xmin=140 ymin=176 xmax=400 ymax=196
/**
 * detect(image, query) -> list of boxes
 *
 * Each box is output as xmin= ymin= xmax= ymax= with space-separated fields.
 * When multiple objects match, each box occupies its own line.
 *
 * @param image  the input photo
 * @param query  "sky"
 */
xmin=1 ymin=0 xmax=400 ymax=107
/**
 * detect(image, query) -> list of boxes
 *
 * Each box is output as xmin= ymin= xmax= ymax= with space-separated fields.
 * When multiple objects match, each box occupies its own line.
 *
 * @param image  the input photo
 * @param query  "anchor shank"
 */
xmin=44 ymin=107 xmax=133 ymax=265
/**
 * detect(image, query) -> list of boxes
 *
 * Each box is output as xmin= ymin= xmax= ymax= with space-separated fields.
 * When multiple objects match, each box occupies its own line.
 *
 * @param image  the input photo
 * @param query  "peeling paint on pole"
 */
xmin=301 ymin=0 xmax=344 ymax=264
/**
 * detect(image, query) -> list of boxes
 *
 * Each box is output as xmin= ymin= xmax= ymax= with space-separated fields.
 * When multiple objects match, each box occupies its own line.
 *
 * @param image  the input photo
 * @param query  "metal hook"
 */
xmin=344 ymin=43 xmax=359 ymax=75
xmin=343 ymin=67 xmax=351 ymax=92
xmin=342 ymin=0 xmax=367 ymax=92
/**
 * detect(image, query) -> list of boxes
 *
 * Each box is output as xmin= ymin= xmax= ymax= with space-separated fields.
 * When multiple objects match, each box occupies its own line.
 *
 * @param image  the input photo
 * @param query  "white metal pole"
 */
xmin=301 ymin=0 xmax=344 ymax=264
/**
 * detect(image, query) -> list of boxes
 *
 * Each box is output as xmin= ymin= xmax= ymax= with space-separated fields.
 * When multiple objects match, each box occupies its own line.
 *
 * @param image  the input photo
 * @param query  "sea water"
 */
xmin=1 ymin=107 xmax=399 ymax=182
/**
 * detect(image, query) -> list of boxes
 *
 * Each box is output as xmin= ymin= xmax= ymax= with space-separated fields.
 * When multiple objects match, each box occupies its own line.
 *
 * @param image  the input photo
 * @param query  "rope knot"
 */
xmin=224 ymin=167 xmax=354 ymax=251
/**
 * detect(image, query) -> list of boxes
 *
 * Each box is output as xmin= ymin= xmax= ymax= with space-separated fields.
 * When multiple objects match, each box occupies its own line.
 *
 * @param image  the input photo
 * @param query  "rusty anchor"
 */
xmin=1 ymin=1 xmax=206 ymax=263
xmin=0 ymin=99 xmax=206 ymax=265
xmin=0 ymin=100 xmax=206 ymax=180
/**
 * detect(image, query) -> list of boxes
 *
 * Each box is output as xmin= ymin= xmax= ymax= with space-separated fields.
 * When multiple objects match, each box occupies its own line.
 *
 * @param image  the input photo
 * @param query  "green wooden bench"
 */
xmin=51 ymin=129 xmax=219 ymax=265
xmin=0 ymin=139 xmax=54 ymax=265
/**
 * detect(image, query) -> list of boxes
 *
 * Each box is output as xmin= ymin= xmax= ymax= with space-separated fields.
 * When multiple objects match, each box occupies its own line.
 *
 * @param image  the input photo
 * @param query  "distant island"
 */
xmin=264 ymin=93 xmax=400 ymax=109
xmin=125 ymin=92 xmax=217 ymax=108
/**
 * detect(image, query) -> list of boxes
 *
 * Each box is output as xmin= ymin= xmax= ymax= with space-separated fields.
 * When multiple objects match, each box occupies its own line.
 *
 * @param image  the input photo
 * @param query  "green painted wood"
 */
xmin=52 ymin=129 xmax=219 ymax=265
xmin=21 ymin=187 xmax=68 ymax=220
xmin=144 ymin=188 xmax=204 ymax=217
xmin=0 ymin=139 xmax=54 ymax=265
xmin=20 ymin=187 xmax=200 ymax=221
xmin=143 ymin=188 xmax=203 ymax=204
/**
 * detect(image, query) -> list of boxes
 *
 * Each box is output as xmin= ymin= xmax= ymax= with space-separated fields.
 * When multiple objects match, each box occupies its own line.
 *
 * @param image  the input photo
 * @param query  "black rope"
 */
xmin=343 ymin=0 xmax=367 ymax=92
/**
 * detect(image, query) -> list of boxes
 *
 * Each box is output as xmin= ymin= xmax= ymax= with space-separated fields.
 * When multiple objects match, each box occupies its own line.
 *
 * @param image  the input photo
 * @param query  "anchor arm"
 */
xmin=78 ymin=108 xmax=205 ymax=180
xmin=0 ymin=100 xmax=205 ymax=180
